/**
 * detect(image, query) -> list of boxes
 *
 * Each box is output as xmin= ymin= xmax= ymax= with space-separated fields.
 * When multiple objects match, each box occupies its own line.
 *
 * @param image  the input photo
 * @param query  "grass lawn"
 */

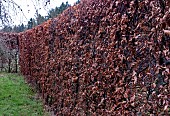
xmin=0 ymin=72 xmax=49 ymax=116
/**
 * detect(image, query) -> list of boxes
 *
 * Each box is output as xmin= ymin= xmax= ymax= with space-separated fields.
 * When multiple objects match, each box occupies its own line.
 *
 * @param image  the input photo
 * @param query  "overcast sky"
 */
xmin=12 ymin=0 xmax=77 ymax=25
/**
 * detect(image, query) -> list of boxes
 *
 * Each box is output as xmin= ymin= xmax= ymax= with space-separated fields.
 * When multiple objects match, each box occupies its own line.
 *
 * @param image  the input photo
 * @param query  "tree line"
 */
xmin=0 ymin=1 xmax=80 ymax=33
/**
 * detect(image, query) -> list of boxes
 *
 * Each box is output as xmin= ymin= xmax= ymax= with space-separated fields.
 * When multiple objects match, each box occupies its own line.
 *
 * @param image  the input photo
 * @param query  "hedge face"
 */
xmin=13 ymin=0 xmax=170 ymax=115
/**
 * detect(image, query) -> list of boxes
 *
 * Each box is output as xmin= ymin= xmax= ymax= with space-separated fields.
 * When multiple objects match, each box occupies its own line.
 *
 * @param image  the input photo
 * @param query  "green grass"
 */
xmin=0 ymin=73 xmax=49 ymax=116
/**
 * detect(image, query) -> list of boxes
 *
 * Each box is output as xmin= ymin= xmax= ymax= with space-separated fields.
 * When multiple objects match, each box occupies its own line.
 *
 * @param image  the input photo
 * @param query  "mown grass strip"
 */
xmin=0 ymin=73 xmax=49 ymax=116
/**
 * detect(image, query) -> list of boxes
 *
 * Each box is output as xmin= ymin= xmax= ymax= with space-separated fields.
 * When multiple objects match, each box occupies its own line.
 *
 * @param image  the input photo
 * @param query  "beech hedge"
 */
xmin=2 ymin=0 xmax=170 ymax=115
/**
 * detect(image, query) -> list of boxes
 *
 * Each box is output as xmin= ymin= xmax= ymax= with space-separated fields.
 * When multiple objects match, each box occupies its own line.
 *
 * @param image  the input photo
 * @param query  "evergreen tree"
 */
xmin=36 ymin=14 xmax=46 ymax=25
xmin=76 ymin=0 xmax=80 ymax=4
xmin=27 ymin=18 xmax=33 ymax=29
xmin=20 ymin=23 xmax=25 ymax=32
xmin=47 ymin=2 xmax=70 ymax=19
xmin=1 ymin=26 xmax=12 ymax=32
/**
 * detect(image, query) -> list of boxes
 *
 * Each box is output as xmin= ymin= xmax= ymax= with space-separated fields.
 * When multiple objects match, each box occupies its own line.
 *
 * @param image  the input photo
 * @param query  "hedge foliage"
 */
xmin=2 ymin=0 xmax=170 ymax=115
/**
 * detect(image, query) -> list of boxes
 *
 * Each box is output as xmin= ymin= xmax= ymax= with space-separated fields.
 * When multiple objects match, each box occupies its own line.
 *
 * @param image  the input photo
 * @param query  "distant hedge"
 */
xmin=5 ymin=0 xmax=170 ymax=115
xmin=0 ymin=33 xmax=18 ymax=72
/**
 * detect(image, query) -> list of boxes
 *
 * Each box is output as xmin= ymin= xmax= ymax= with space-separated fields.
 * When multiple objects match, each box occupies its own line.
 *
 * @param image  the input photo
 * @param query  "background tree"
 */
xmin=0 ymin=1 xmax=80 ymax=31
xmin=36 ymin=14 xmax=46 ymax=25
xmin=0 ymin=0 xmax=51 ymax=27
xmin=12 ymin=23 xmax=26 ymax=33
xmin=27 ymin=18 xmax=33 ymax=29
xmin=47 ymin=2 xmax=70 ymax=19
xmin=1 ymin=26 xmax=12 ymax=32
xmin=0 ymin=34 xmax=18 ymax=73
xmin=0 ymin=41 xmax=6 ymax=71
